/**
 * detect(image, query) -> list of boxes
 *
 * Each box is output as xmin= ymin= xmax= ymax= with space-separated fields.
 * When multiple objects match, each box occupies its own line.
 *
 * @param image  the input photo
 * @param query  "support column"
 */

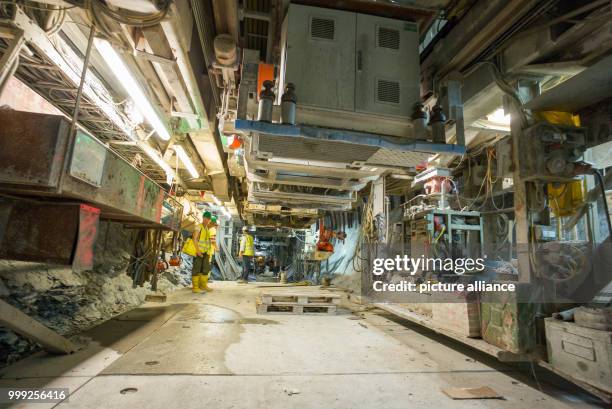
xmin=504 ymin=79 xmax=539 ymax=283
xmin=506 ymin=95 xmax=531 ymax=282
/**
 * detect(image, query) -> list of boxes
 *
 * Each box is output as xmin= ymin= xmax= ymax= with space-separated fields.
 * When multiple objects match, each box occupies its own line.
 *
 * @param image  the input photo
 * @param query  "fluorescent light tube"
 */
xmin=174 ymin=145 xmax=199 ymax=178
xmin=139 ymin=143 xmax=174 ymax=180
xmin=94 ymin=38 xmax=171 ymax=141
xmin=210 ymin=194 xmax=222 ymax=206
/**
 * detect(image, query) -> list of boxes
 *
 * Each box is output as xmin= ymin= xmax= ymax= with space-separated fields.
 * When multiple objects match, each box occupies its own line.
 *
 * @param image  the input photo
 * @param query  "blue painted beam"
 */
xmin=234 ymin=119 xmax=466 ymax=155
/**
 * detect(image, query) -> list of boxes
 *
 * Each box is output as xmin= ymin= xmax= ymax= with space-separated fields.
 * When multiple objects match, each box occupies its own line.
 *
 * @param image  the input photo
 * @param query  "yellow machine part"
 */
xmin=548 ymin=180 xmax=585 ymax=217
xmin=533 ymin=111 xmax=580 ymax=126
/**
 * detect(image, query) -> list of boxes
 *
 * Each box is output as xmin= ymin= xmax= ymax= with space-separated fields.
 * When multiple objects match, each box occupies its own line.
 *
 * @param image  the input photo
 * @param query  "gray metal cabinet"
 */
xmin=282 ymin=4 xmax=356 ymax=111
xmin=280 ymin=4 xmax=420 ymax=120
xmin=355 ymin=14 xmax=419 ymax=117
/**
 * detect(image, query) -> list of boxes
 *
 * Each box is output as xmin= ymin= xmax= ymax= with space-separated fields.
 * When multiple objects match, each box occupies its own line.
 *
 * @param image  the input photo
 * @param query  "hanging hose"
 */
xmin=88 ymin=0 xmax=170 ymax=28
xmin=593 ymin=169 xmax=612 ymax=241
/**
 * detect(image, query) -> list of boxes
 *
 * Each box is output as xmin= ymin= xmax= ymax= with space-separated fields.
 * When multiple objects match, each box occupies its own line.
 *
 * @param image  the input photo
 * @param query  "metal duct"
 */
xmin=191 ymin=0 xmax=220 ymax=107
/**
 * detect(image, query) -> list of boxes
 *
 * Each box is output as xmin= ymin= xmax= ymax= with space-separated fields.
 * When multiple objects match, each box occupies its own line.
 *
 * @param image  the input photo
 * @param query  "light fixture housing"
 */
xmin=174 ymin=145 xmax=199 ymax=178
xmin=94 ymin=38 xmax=171 ymax=141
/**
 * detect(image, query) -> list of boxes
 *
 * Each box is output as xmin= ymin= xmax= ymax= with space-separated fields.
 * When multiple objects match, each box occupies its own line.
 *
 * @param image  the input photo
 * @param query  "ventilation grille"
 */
xmin=376 ymin=80 xmax=400 ymax=104
xmin=310 ymin=17 xmax=335 ymax=40
xmin=377 ymin=27 xmax=400 ymax=50
xmin=258 ymin=134 xmax=377 ymax=163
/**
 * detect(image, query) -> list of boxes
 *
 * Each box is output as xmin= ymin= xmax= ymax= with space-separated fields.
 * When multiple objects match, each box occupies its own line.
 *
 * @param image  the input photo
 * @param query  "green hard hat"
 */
xmin=203 ymin=211 xmax=212 ymax=219
xmin=211 ymin=216 xmax=218 ymax=223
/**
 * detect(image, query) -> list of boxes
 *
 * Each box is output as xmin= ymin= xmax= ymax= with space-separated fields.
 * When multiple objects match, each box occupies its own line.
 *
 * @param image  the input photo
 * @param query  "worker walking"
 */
xmin=238 ymin=226 xmax=254 ymax=284
xmin=190 ymin=211 xmax=213 ymax=293
xmin=204 ymin=215 xmax=218 ymax=292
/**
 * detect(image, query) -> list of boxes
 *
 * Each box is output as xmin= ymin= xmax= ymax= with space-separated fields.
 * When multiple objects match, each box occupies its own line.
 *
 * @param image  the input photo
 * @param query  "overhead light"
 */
xmin=94 ymin=38 xmax=171 ymax=141
xmin=210 ymin=194 xmax=222 ymax=206
xmin=174 ymin=145 xmax=199 ymax=178
xmin=139 ymin=143 xmax=175 ymax=182
xmin=487 ymin=108 xmax=511 ymax=125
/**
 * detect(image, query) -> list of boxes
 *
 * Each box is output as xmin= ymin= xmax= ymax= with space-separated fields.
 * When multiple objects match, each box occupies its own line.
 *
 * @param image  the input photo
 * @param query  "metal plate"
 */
xmin=72 ymin=204 xmax=101 ymax=272
xmin=0 ymin=111 xmax=68 ymax=188
xmin=69 ymin=131 xmax=107 ymax=187
xmin=0 ymin=200 xmax=79 ymax=265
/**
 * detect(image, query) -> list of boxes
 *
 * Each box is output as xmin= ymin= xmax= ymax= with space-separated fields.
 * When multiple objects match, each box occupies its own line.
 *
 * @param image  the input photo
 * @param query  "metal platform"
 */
xmin=236 ymin=119 xmax=466 ymax=170
xmin=0 ymin=110 xmax=182 ymax=230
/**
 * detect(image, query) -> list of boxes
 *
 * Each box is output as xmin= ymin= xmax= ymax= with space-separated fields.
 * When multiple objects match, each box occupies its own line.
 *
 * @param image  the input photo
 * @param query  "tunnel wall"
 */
xmin=319 ymin=224 xmax=363 ymax=293
xmin=0 ymin=222 xmax=184 ymax=366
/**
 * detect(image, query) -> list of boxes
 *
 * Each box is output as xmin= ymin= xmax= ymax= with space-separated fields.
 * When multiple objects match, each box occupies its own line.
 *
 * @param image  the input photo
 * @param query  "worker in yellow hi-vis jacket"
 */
xmin=203 ymin=215 xmax=218 ymax=292
xmin=238 ymin=226 xmax=254 ymax=284
xmin=191 ymin=211 xmax=213 ymax=293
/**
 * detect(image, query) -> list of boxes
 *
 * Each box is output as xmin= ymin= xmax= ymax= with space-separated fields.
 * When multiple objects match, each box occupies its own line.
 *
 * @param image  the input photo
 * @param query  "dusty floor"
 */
xmin=0 ymin=282 xmax=606 ymax=409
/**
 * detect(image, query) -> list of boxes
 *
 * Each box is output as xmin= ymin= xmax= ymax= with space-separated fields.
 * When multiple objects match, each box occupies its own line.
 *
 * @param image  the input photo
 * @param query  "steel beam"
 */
xmin=166 ymin=3 xmax=230 ymax=199
xmin=0 ymin=299 xmax=77 ymax=354
xmin=11 ymin=8 xmax=131 ymax=135
xmin=505 ymin=86 xmax=535 ymax=283
xmin=0 ymin=28 xmax=24 ymax=94
xmin=525 ymin=54 xmax=612 ymax=113
xmin=0 ymin=111 xmax=183 ymax=231
xmin=235 ymin=120 xmax=466 ymax=154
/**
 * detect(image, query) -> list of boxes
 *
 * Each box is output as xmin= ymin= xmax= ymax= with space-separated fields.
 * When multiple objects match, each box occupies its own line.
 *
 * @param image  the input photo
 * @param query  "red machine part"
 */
xmin=316 ymin=219 xmax=347 ymax=253
xmin=169 ymin=255 xmax=181 ymax=266
xmin=424 ymin=176 xmax=452 ymax=195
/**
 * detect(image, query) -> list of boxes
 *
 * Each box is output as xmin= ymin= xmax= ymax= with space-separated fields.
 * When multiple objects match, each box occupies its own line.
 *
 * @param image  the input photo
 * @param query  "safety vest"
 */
xmin=242 ymin=234 xmax=255 ymax=256
xmin=209 ymin=227 xmax=217 ymax=251
xmin=197 ymin=224 xmax=212 ymax=253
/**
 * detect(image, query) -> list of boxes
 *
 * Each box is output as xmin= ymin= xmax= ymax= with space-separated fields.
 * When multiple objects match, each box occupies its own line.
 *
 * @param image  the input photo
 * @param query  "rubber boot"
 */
xmin=202 ymin=274 xmax=213 ymax=292
xmin=191 ymin=276 xmax=201 ymax=293
xmin=198 ymin=274 xmax=207 ymax=292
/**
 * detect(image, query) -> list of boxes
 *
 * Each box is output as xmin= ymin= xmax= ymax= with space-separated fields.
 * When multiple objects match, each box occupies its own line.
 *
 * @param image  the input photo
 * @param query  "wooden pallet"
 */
xmin=260 ymin=292 xmax=341 ymax=305
xmin=256 ymin=301 xmax=337 ymax=315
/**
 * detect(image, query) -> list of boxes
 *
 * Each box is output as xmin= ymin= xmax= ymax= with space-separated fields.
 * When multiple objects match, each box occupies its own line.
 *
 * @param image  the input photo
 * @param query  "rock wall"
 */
xmin=0 ymin=222 xmax=185 ymax=366
xmin=320 ymin=224 xmax=363 ymax=294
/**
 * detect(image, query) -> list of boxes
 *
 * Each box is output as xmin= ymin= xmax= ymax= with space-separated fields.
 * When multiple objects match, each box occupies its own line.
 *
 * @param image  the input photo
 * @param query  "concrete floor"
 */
xmin=0 ymin=282 xmax=606 ymax=409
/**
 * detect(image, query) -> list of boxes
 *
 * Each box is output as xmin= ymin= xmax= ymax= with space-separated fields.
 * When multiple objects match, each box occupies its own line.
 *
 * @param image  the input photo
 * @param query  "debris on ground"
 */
xmin=441 ymin=386 xmax=503 ymax=400
xmin=145 ymin=293 xmax=168 ymax=303
xmin=284 ymin=388 xmax=301 ymax=396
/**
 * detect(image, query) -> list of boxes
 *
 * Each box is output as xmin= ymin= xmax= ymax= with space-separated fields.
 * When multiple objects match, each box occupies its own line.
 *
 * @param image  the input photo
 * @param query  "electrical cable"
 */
xmin=88 ymin=0 xmax=170 ymax=28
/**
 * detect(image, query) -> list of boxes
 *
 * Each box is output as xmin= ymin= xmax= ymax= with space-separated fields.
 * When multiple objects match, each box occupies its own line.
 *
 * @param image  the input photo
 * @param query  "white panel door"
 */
xmin=284 ymin=4 xmax=356 ymax=111
xmin=355 ymin=14 xmax=420 ymax=118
